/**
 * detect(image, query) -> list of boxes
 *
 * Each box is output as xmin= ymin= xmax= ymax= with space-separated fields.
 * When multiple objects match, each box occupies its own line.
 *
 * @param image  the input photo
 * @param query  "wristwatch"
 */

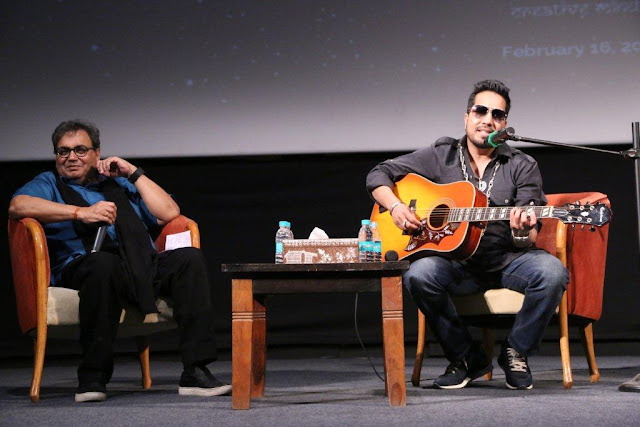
xmin=128 ymin=167 xmax=145 ymax=184
xmin=511 ymin=229 xmax=530 ymax=242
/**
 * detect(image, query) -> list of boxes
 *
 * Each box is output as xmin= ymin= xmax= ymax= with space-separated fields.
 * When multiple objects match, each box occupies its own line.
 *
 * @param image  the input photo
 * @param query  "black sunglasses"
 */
xmin=54 ymin=145 xmax=96 ymax=158
xmin=469 ymin=104 xmax=508 ymax=122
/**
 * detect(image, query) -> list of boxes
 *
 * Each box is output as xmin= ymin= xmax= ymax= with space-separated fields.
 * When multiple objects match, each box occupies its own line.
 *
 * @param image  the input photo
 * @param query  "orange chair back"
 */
xmin=8 ymin=218 xmax=50 ymax=334
xmin=541 ymin=193 xmax=610 ymax=321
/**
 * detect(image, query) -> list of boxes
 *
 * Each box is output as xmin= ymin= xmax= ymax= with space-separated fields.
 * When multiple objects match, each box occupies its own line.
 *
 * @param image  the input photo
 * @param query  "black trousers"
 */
xmin=60 ymin=247 xmax=218 ymax=384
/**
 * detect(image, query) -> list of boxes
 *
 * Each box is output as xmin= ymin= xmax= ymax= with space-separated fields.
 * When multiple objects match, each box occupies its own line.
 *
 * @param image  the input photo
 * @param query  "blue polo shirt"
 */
xmin=13 ymin=171 xmax=158 ymax=285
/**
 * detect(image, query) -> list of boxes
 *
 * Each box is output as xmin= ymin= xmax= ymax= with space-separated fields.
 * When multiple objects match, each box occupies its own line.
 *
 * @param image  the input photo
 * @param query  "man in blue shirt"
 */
xmin=9 ymin=120 xmax=231 ymax=402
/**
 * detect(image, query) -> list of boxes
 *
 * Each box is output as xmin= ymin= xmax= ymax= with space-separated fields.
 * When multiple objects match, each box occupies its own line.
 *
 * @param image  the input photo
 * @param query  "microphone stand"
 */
xmin=508 ymin=132 xmax=640 ymax=159
xmin=509 ymin=124 xmax=640 ymax=392
xmin=618 ymin=122 xmax=640 ymax=392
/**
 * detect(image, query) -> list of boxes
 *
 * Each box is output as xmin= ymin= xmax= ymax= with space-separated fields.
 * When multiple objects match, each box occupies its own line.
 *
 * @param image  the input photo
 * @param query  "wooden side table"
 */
xmin=222 ymin=262 xmax=409 ymax=409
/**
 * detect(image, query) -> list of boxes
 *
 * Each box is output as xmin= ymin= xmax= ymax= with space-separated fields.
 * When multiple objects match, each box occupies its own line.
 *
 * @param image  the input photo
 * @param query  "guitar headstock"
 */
xmin=553 ymin=202 xmax=612 ymax=228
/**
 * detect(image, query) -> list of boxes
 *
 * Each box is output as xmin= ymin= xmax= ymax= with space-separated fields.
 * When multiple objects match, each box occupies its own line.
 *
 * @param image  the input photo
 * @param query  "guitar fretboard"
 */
xmin=447 ymin=206 xmax=557 ymax=223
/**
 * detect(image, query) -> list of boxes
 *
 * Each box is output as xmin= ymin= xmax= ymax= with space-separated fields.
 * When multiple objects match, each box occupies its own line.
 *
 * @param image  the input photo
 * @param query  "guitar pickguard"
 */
xmin=404 ymin=220 xmax=455 ymax=251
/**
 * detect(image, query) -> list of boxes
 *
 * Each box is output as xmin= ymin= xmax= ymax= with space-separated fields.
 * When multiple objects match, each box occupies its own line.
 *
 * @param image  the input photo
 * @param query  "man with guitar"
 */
xmin=366 ymin=80 xmax=569 ymax=390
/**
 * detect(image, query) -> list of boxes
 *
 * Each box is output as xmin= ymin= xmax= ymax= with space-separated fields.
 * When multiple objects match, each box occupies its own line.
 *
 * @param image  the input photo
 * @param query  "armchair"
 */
xmin=411 ymin=192 xmax=611 ymax=389
xmin=8 ymin=215 xmax=200 ymax=402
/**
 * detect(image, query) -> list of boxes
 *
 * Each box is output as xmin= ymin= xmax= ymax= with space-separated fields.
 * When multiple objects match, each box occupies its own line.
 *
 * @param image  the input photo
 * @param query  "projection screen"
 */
xmin=1 ymin=0 xmax=639 ymax=160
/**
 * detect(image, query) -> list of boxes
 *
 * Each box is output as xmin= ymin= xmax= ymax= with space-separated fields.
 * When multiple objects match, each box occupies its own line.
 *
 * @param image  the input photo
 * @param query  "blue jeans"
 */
xmin=403 ymin=249 xmax=568 ymax=361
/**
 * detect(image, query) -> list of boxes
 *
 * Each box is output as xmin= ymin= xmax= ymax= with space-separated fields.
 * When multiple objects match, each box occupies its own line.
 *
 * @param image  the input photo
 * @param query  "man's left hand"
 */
xmin=510 ymin=206 xmax=536 ymax=234
xmin=97 ymin=157 xmax=136 ymax=179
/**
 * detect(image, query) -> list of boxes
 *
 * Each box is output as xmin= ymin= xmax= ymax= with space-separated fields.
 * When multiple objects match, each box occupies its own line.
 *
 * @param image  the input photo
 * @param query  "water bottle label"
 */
xmin=359 ymin=241 xmax=373 ymax=251
xmin=275 ymin=241 xmax=283 ymax=253
xmin=373 ymin=241 xmax=382 ymax=253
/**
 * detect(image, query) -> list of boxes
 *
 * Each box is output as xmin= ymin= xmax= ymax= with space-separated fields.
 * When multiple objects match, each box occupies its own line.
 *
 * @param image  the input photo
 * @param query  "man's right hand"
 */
xmin=391 ymin=203 xmax=421 ymax=231
xmin=77 ymin=201 xmax=117 ymax=224
xmin=371 ymin=186 xmax=421 ymax=231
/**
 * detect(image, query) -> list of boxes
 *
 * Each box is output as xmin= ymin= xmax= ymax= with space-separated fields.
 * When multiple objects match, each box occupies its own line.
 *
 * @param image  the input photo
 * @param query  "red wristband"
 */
xmin=73 ymin=207 xmax=80 ymax=221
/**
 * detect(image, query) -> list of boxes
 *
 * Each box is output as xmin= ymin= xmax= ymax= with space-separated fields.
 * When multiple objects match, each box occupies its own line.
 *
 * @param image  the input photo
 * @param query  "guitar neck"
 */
xmin=448 ymin=206 xmax=556 ymax=223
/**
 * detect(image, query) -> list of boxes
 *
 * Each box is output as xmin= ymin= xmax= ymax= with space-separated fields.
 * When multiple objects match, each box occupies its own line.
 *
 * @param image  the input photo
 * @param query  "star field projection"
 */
xmin=48 ymin=1 xmax=637 ymax=108
xmin=61 ymin=3 xmax=456 ymax=106
xmin=1 ymin=0 xmax=639 ymax=159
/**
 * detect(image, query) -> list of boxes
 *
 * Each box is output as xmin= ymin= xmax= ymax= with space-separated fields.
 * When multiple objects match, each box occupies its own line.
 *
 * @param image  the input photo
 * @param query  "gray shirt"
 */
xmin=366 ymin=136 xmax=546 ymax=272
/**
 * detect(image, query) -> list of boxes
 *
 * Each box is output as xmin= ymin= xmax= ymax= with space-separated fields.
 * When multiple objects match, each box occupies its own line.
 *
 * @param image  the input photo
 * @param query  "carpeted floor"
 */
xmin=1 ymin=346 xmax=638 ymax=426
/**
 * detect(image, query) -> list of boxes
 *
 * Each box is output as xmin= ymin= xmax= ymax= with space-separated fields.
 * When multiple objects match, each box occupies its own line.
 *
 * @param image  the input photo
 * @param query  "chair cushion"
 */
xmin=452 ymin=289 xmax=525 ymax=315
xmin=452 ymin=288 xmax=560 ymax=316
xmin=45 ymin=287 xmax=177 ymax=339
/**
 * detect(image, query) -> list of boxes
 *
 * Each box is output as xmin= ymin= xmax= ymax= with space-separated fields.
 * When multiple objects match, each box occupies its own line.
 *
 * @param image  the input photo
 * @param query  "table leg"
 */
xmin=251 ymin=296 xmax=267 ymax=398
xmin=382 ymin=327 xmax=388 ymax=397
xmin=232 ymin=278 xmax=254 ymax=409
xmin=381 ymin=275 xmax=406 ymax=407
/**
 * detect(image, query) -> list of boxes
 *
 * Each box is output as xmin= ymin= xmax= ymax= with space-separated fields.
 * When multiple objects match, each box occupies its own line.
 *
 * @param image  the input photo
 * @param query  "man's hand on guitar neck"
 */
xmin=510 ymin=206 xmax=538 ymax=247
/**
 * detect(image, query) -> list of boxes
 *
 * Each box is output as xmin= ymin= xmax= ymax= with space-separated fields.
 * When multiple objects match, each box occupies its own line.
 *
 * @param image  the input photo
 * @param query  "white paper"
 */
xmin=308 ymin=227 xmax=329 ymax=239
xmin=165 ymin=230 xmax=192 ymax=250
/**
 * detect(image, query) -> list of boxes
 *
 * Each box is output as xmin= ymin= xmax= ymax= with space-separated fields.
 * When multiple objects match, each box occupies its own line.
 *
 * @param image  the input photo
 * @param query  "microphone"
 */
xmin=91 ymin=224 xmax=108 ymax=253
xmin=384 ymin=250 xmax=399 ymax=262
xmin=487 ymin=127 xmax=515 ymax=148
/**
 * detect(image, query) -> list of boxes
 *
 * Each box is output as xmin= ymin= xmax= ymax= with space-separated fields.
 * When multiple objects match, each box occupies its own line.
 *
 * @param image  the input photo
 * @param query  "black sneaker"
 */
xmin=498 ymin=339 xmax=533 ymax=390
xmin=433 ymin=343 xmax=493 ymax=389
xmin=178 ymin=365 xmax=232 ymax=397
xmin=75 ymin=382 xmax=107 ymax=403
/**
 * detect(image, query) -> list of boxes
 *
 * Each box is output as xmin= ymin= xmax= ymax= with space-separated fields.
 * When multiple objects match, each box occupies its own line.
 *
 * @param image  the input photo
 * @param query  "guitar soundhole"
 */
xmin=429 ymin=204 xmax=450 ymax=230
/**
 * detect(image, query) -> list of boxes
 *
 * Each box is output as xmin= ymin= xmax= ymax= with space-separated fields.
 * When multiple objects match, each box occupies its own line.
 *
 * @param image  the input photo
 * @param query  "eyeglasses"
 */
xmin=469 ymin=104 xmax=508 ymax=123
xmin=54 ymin=145 xmax=96 ymax=158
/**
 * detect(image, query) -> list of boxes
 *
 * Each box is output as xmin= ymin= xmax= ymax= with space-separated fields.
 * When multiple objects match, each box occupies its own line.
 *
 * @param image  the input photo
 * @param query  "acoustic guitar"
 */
xmin=370 ymin=173 xmax=611 ymax=261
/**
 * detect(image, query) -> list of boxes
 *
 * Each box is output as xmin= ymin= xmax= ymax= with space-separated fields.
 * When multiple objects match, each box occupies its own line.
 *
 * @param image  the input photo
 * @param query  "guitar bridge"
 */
xmin=405 ymin=222 xmax=455 ymax=251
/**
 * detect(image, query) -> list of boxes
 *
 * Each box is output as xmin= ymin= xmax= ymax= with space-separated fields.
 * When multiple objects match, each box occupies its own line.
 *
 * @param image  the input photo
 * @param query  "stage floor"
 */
xmin=1 ymin=346 xmax=638 ymax=425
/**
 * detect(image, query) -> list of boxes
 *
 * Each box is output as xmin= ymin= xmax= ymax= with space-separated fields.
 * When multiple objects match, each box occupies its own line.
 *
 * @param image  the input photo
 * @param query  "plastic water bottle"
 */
xmin=370 ymin=221 xmax=382 ymax=262
xmin=275 ymin=221 xmax=294 ymax=263
xmin=358 ymin=219 xmax=373 ymax=262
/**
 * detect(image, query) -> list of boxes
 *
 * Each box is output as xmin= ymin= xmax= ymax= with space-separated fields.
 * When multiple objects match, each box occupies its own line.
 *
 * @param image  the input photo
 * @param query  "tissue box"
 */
xmin=282 ymin=238 xmax=359 ymax=264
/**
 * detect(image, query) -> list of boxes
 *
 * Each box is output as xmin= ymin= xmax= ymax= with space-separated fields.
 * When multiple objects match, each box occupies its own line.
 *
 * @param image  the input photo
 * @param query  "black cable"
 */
xmin=353 ymin=292 xmax=385 ymax=382
xmin=354 ymin=292 xmax=428 ymax=385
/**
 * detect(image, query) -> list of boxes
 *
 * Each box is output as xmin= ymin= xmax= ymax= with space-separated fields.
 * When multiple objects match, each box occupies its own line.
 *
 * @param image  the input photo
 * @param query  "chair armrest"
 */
xmin=8 ymin=218 xmax=50 ymax=334
xmin=154 ymin=215 xmax=201 ymax=251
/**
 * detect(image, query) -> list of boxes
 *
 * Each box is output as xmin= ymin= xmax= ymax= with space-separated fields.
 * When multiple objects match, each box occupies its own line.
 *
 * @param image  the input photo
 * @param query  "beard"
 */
xmin=468 ymin=136 xmax=491 ymax=150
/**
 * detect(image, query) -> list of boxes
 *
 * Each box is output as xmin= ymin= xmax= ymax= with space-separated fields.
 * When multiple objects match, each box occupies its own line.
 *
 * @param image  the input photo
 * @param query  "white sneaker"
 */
xmin=75 ymin=383 xmax=107 ymax=402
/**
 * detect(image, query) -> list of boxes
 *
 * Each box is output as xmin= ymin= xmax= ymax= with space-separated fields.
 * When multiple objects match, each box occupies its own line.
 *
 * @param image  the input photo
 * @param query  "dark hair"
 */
xmin=466 ymin=79 xmax=511 ymax=114
xmin=51 ymin=120 xmax=101 ymax=150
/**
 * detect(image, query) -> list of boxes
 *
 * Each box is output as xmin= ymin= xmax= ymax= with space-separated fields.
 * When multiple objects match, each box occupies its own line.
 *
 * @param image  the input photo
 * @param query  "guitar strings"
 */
xmin=405 ymin=206 xmax=551 ymax=220
xmin=409 ymin=207 xmax=548 ymax=214
xmin=409 ymin=208 xmax=527 ymax=213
